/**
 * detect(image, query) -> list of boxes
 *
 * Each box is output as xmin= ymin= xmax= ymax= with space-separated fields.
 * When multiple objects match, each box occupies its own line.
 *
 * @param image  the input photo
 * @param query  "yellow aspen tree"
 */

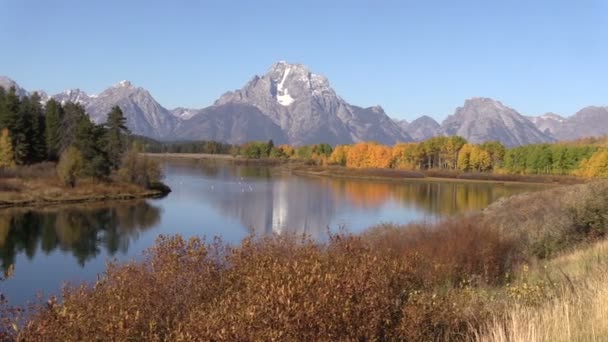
xmin=457 ymin=144 xmax=473 ymax=171
xmin=0 ymin=128 xmax=15 ymax=168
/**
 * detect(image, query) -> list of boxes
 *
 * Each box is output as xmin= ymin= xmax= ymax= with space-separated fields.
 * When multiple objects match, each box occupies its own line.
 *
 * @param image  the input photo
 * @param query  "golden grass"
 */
xmin=0 ymin=177 xmax=163 ymax=208
xmin=475 ymin=239 xmax=608 ymax=342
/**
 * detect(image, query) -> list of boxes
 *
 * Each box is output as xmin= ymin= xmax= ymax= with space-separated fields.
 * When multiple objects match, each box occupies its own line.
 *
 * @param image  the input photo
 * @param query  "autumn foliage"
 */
xmin=4 ymin=218 xmax=511 ymax=341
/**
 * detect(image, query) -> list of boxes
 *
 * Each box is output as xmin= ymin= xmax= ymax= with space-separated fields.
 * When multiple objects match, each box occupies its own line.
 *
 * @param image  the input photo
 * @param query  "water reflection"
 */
xmin=0 ymin=160 xmax=545 ymax=305
xmin=0 ymin=201 xmax=161 ymax=273
xmin=164 ymin=159 xmax=541 ymax=239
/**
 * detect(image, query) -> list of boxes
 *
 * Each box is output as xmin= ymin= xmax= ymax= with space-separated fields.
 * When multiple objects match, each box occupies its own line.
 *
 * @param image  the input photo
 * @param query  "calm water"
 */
xmin=0 ymin=158 xmax=544 ymax=305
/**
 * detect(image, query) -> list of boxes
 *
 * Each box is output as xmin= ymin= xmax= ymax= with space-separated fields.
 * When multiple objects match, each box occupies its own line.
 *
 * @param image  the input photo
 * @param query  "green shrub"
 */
xmin=117 ymin=152 xmax=163 ymax=188
xmin=56 ymin=147 xmax=84 ymax=187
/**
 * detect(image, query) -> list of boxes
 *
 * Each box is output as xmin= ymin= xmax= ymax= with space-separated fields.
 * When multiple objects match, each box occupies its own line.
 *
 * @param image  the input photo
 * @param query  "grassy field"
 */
xmin=476 ymin=239 xmax=608 ymax=342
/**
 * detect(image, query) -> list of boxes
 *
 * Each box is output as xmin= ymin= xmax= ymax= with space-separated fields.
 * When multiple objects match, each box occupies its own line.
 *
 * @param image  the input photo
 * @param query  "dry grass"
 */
xmin=475 ymin=240 xmax=608 ymax=342
xmin=482 ymin=180 xmax=608 ymax=258
xmin=0 ymin=162 xmax=168 ymax=208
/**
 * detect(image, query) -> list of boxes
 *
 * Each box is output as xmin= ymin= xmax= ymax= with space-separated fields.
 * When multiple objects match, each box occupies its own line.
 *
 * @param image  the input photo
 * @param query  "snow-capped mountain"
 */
xmin=2 ymin=68 xmax=607 ymax=146
xmin=53 ymin=88 xmax=95 ymax=107
xmin=82 ymin=81 xmax=178 ymax=139
xmin=47 ymin=81 xmax=177 ymax=139
xmin=206 ymin=61 xmax=412 ymax=145
xmin=170 ymin=107 xmax=200 ymax=120
xmin=526 ymin=113 xmax=565 ymax=136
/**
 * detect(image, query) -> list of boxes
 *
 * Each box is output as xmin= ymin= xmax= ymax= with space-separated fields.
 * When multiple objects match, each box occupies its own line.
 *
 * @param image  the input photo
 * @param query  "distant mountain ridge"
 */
xmin=399 ymin=115 xmax=443 ymax=142
xmin=442 ymin=98 xmax=554 ymax=147
xmin=1 ymin=62 xmax=606 ymax=146
xmin=527 ymin=107 xmax=608 ymax=141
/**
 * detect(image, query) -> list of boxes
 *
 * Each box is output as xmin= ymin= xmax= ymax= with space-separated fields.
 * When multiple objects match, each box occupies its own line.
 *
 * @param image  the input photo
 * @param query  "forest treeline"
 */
xmin=141 ymin=135 xmax=608 ymax=178
xmin=0 ymin=86 xmax=162 ymax=189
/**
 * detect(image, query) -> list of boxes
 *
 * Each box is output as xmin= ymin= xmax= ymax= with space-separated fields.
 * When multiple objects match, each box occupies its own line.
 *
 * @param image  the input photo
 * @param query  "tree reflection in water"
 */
xmin=0 ymin=201 xmax=161 ymax=273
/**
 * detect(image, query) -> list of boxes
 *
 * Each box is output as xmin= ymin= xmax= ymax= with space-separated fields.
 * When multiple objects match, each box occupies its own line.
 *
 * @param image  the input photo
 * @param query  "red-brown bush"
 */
xmin=3 ymin=220 xmax=513 ymax=341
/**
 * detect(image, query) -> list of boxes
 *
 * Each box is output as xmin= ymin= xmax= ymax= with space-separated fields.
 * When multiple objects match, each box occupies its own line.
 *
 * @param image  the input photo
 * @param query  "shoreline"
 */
xmin=0 ymin=192 xmax=166 ymax=211
xmin=147 ymin=152 xmax=584 ymax=186
xmin=0 ymin=178 xmax=170 ymax=210
xmin=0 ymin=190 xmax=166 ymax=210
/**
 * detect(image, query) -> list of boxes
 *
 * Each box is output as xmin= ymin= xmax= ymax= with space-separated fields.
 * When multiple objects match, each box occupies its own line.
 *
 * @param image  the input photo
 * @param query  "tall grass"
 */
xmin=476 ymin=240 xmax=608 ymax=342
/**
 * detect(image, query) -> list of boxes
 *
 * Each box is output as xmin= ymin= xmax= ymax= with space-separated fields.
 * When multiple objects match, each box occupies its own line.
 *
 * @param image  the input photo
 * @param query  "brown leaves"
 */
xmin=5 ymin=224 xmax=517 ymax=341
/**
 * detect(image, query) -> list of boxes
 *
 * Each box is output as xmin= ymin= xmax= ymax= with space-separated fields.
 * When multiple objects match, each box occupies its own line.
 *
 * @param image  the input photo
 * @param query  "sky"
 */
xmin=1 ymin=0 xmax=607 ymax=121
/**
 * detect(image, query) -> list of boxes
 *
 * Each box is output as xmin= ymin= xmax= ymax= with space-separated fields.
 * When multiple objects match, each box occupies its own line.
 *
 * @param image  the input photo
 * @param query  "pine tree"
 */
xmin=0 ymin=128 xmax=15 ymax=168
xmin=104 ymin=106 xmax=129 ymax=170
xmin=60 ymin=102 xmax=88 ymax=153
xmin=0 ymin=87 xmax=7 ymax=128
xmin=12 ymin=94 xmax=34 ymax=164
xmin=45 ymin=99 xmax=63 ymax=160
xmin=74 ymin=115 xmax=109 ymax=178
xmin=2 ymin=87 xmax=19 ymax=133
xmin=29 ymin=92 xmax=47 ymax=162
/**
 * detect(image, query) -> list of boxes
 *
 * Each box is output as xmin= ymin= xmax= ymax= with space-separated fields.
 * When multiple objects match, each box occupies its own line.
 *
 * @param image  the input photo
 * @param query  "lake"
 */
xmin=0 ymin=158 xmax=544 ymax=305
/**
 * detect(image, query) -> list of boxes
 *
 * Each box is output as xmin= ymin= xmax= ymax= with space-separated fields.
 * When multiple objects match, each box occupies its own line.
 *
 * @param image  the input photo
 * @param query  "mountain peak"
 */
xmin=464 ymin=97 xmax=505 ymax=108
xmin=0 ymin=76 xmax=28 ymax=97
xmin=114 ymin=80 xmax=133 ymax=88
xmin=444 ymin=98 xmax=552 ymax=146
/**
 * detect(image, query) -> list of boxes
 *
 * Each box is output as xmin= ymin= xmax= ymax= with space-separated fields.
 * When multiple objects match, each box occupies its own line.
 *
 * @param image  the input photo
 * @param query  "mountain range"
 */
xmin=1 ymin=62 xmax=606 ymax=146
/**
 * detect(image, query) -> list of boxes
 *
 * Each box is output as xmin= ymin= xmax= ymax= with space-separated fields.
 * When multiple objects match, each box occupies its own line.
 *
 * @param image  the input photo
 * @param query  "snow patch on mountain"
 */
xmin=276 ymin=67 xmax=294 ymax=106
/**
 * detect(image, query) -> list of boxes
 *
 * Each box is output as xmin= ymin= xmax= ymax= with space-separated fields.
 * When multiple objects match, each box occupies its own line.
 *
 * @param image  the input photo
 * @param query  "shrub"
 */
xmin=117 ymin=151 xmax=163 ymax=188
xmin=482 ymin=180 xmax=608 ymax=259
xmin=4 ymin=231 xmax=502 ymax=341
xmin=56 ymin=147 xmax=84 ymax=187
xmin=364 ymin=216 xmax=521 ymax=286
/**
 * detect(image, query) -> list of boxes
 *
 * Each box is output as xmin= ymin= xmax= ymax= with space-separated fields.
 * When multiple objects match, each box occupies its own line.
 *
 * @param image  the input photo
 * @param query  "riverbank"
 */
xmin=0 ymin=163 xmax=171 ymax=208
xmin=147 ymin=152 xmax=585 ymax=185
xmin=0 ymin=177 xmax=168 ymax=209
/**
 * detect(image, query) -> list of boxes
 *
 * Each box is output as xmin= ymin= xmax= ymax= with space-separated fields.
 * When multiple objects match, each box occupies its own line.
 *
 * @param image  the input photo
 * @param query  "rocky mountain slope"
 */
xmin=442 ymin=98 xmax=554 ymax=146
xmin=401 ymin=115 xmax=443 ymax=141
xmin=526 ymin=113 xmax=565 ymax=136
xmin=528 ymin=107 xmax=608 ymax=141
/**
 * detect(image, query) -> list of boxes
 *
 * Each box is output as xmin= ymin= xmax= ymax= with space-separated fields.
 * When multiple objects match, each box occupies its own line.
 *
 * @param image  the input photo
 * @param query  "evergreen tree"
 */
xmin=73 ymin=115 xmax=109 ymax=178
xmin=45 ymin=99 xmax=63 ymax=160
xmin=2 ymin=87 xmax=20 ymax=134
xmin=13 ymin=95 xmax=34 ymax=164
xmin=104 ymin=106 xmax=129 ymax=169
xmin=60 ymin=102 xmax=88 ymax=153
xmin=29 ymin=92 xmax=47 ymax=162
xmin=0 ymin=87 xmax=6 ymax=127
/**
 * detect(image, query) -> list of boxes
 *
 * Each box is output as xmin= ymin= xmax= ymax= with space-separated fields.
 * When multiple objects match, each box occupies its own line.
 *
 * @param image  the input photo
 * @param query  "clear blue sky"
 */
xmin=1 ymin=0 xmax=606 ymax=120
